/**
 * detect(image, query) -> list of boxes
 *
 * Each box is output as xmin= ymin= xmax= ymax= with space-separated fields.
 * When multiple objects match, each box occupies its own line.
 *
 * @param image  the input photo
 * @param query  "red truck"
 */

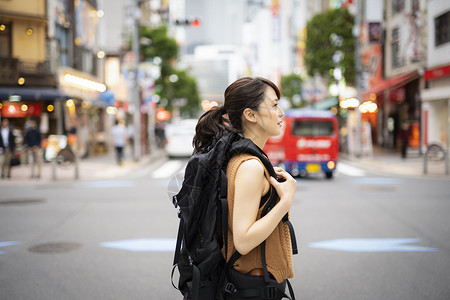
xmin=264 ymin=109 xmax=339 ymax=179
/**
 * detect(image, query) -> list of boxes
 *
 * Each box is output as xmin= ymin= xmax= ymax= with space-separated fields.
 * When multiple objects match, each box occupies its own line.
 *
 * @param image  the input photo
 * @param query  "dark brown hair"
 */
xmin=193 ymin=77 xmax=280 ymax=154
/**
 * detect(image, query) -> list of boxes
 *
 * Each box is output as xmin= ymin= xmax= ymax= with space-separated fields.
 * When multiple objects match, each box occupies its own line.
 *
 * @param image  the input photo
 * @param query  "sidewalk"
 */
xmin=0 ymin=148 xmax=167 ymax=186
xmin=2 ymin=146 xmax=448 ymax=185
xmin=341 ymin=146 xmax=450 ymax=178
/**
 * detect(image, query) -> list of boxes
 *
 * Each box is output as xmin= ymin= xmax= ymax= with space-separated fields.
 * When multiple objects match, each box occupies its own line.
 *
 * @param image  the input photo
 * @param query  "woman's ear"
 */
xmin=243 ymin=108 xmax=257 ymax=123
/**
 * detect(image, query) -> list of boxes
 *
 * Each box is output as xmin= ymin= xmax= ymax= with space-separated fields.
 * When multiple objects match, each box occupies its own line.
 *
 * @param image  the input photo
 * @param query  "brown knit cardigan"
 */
xmin=223 ymin=153 xmax=294 ymax=283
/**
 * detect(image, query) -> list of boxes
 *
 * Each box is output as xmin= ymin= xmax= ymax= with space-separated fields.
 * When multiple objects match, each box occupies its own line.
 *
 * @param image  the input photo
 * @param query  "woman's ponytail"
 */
xmin=192 ymin=106 xmax=229 ymax=154
xmin=193 ymin=77 xmax=280 ymax=154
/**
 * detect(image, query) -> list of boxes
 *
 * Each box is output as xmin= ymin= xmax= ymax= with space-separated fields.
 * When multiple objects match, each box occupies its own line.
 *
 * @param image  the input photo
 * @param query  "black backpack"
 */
xmin=171 ymin=131 xmax=297 ymax=299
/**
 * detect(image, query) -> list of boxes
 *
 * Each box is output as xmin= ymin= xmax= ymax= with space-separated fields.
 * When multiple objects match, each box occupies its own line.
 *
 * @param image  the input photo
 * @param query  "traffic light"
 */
xmin=190 ymin=19 xmax=200 ymax=27
xmin=175 ymin=18 xmax=201 ymax=27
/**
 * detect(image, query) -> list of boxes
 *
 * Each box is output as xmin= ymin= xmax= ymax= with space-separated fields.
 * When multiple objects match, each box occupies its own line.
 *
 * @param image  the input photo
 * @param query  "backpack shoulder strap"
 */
xmin=228 ymin=139 xmax=277 ymax=178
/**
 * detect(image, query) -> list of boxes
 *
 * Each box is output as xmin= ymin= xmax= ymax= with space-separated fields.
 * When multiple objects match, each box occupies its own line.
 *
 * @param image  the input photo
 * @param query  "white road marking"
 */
xmin=336 ymin=162 xmax=366 ymax=177
xmin=100 ymin=238 xmax=176 ymax=252
xmin=152 ymin=160 xmax=184 ymax=179
xmin=309 ymin=238 xmax=436 ymax=252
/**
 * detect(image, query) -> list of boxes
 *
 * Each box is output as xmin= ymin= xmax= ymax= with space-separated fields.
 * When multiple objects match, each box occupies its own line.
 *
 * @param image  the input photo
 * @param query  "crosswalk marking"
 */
xmin=152 ymin=160 xmax=184 ymax=179
xmin=100 ymin=238 xmax=176 ymax=252
xmin=150 ymin=160 xmax=367 ymax=179
xmin=336 ymin=162 xmax=366 ymax=177
xmin=309 ymin=238 xmax=436 ymax=252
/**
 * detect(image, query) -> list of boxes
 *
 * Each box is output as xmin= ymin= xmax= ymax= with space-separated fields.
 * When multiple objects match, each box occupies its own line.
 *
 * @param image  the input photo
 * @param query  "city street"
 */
xmin=1 ymin=154 xmax=449 ymax=300
xmin=2 ymin=1 xmax=450 ymax=299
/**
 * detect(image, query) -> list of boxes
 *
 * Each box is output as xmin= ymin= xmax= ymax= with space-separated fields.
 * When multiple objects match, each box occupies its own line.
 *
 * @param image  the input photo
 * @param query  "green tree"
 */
xmin=281 ymin=73 xmax=303 ymax=108
xmin=139 ymin=26 xmax=200 ymax=116
xmin=305 ymin=8 xmax=355 ymax=85
xmin=139 ymin=26 xmax=178 ymax=61
xmin=163 ymin=70 xmax=200 ymax=116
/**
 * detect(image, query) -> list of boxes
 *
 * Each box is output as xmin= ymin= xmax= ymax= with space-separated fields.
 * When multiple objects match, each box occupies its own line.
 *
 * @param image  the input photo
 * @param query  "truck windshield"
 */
xmin=292 ymin=120 xmax=334 ymax=137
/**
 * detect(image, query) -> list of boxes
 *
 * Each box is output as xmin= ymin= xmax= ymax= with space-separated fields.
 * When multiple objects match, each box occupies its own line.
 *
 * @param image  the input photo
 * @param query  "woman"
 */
xmin=193 ymin=77 xmax=297 ymax=299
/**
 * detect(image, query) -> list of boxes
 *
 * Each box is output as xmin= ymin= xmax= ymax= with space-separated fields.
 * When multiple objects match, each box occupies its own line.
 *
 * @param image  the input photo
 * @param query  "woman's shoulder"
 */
xmin=229 ymin=153 xmax=262 ymax=165
xmin=228 ymin=154 xmax=265 ymax=176
xmin=228 ymin=153 xmax=270 ymax=197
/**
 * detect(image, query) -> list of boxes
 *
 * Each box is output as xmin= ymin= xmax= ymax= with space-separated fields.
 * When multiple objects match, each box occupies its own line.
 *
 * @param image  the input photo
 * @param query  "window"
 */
xmin=435 ymin=10 xmax=450 ymax=47
xmin=55 ymin=25 xmax=69 ymax=66
xmin=412 ymin=0 xmax=419 ymax=14
xmin=391 ymin=28 xmax=403 ymax=68
xmin=292 ymin=121 xmax=334 ymax=137
xmin=392 ymin=0 xmax=404 ymax=15
xmin=0 ymin=22 xmax=11 ymax=57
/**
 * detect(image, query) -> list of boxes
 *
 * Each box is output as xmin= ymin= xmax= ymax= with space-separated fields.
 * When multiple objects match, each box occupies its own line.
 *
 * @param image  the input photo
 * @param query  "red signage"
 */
xmin=1 ymin=103 xmax=42 ymax=118
xmin=424 ymin=64 xmax=450 ymax=81
xmin=389 ymin=87 xmax=405 ymax=103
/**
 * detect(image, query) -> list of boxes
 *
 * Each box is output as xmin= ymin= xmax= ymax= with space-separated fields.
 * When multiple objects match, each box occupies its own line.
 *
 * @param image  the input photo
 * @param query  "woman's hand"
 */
xmin=269 ymin=167 xmax=296 ymax=211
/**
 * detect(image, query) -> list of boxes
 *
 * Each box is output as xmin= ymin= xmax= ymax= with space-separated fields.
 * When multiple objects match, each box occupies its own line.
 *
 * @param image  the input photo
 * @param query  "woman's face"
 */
xmin=254 ymin=87 xmax=284 ymax=137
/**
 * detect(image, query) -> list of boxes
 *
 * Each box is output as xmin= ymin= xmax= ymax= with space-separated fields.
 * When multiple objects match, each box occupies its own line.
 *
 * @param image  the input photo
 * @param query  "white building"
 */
xmin=421 ymin=0 xmax=450 ymax=151
xmin=178 ymin=45 xmax=246 ymax=102
xmin=179 ymin=0 xmax=307 ymax=87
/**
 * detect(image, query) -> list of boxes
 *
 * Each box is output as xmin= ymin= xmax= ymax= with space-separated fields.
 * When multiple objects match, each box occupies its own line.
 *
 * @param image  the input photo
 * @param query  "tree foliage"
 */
xmin=163 ymin=70 xmax=201 ymax=116
xmin=139 ymin=26 xmax=200 ymax=116
xmin=305 ymin=8 xmax=355 ymax=85
xmin=281 ymin=73 xmax=303 ymax=108
xmin=139 ymin=26 xmax=178 ymax=61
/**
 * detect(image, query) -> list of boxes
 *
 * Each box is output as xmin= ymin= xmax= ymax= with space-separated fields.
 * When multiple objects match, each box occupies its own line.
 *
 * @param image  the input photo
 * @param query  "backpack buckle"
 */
xmin=263 ymin=286 xmax=277 ymax=299
xmin=223 ymin=283 xmax=237 ymax=295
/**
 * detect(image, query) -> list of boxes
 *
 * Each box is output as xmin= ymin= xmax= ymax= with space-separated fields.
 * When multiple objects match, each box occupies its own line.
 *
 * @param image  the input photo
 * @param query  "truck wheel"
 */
xmin=325 ymin=172 xmax=333 ymax=179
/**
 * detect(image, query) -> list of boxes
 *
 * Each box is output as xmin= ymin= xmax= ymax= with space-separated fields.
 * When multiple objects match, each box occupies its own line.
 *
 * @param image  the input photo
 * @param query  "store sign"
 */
xmin=361 ymin=44 xmax=382 ymax=89
xmin=368 ymin=22 xmax=382 ymax=43
xmin=389 ymin=87 xmax=405 ymax=103
xmin=424 ymin=64 xmax=450 ymax=81
xmin=1 ymin=103 xmax=42 ymax=118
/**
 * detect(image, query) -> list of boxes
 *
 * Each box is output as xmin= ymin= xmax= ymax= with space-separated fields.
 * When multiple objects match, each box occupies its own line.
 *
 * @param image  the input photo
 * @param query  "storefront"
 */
xmin=58 ymin=67 xmax=110 ymax=157
xmin=0 ymin=87 xmax=69 ymax=154
xmin=362 ymin=71 xmax=420 ymax=151
xmin=421 ymin=64 xmax=450 ymax=151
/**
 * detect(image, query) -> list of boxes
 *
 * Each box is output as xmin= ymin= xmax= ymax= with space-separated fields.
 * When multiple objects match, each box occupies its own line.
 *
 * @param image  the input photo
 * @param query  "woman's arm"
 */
xmin=232 ymin=160 xmax=296 ymax=255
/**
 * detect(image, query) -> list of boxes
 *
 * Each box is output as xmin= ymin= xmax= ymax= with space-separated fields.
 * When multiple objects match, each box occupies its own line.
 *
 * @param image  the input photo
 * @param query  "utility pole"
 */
xmin=132 ymin=0 xmax=141 ymax=161
xmin=354 ymin=0 xmax=363 ymax=157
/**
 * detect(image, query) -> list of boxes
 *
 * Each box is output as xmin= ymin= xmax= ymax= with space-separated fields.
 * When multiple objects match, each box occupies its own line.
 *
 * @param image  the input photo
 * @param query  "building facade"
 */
xmin=0 ymin=0 xmax=59 ymax=139
xmin=360 ymin=0 xmax=426 ymax=153
xmin=421 ymin=0 xmax=450 ymax=151
xmin=0 ymin=0 xmax=108 ymax=158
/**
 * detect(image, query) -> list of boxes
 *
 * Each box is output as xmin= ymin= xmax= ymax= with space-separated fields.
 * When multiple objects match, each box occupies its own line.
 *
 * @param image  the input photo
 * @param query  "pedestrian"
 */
xmin=111 ymin=119 xmax=127 ymax=166
xmin=155 ymin=122 xmax=166 ymax=148
xmin=399 ymin=121 xmax=411 ymax=159
xmin=127 ymin=122 xmax=134 ymax=158
xmin=0 ymin=119 xmax=16 ymax=179
xmin=193 ymin=77 xmax=297 ymax=297
xmin=24 ymin=119 xmax=42 ymax=178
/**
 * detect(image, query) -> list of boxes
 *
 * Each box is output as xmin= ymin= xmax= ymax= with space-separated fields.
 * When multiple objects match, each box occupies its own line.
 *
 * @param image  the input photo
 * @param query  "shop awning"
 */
xmin=362 ymin=72 xmax=419 ymax=99
xmin=0 ymin=87 xmax=69 ymax=101
xmin=314 ymin=97 xmax=339 ymax=109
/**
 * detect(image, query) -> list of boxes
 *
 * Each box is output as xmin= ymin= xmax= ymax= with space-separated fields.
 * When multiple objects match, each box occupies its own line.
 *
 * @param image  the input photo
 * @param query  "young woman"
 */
xmin=193 ymin=77 xmax=297 ymax=298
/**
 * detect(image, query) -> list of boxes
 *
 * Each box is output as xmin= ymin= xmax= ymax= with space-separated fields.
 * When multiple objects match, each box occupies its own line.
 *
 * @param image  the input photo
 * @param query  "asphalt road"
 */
xmin=1 ymin=157 xmax=449 ymax=300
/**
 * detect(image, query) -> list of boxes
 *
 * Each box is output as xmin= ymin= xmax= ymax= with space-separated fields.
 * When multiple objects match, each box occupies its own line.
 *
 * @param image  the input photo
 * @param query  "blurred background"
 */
xmin=1 ymin=1 xmax=450 ymax=300
xmin=1 ymin=0 xmax=449 ymax=163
